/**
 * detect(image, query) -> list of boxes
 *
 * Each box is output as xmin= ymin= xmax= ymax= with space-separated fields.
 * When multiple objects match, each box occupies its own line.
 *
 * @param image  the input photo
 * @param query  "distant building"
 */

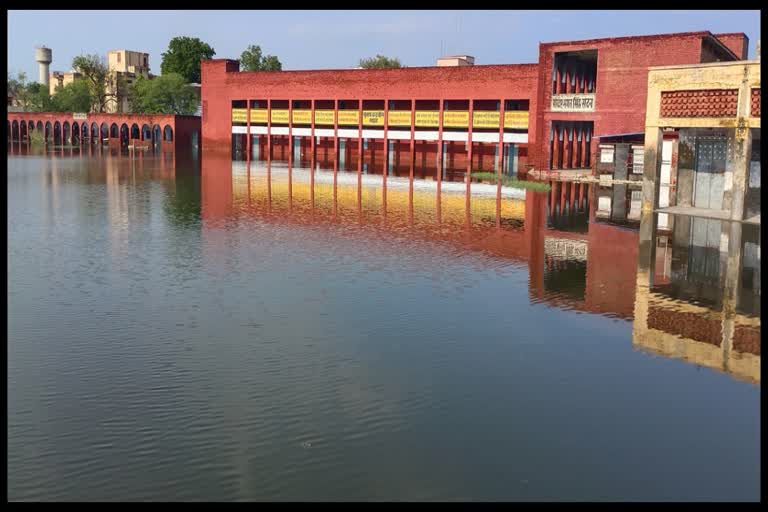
xmin=106 ymin=50 xmax=151 ymax=113
xmin=49 ymin=71 xmax=83 ymax=96
xmin=436 ymin=55 xmax=475 ymax=67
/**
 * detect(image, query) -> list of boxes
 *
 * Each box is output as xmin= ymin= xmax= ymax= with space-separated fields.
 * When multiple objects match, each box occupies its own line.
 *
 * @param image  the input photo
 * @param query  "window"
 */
xmin=117 ymin=52 xmax=121 ymax=63
xmin=631 ymin=146 xmax=644 ymax=174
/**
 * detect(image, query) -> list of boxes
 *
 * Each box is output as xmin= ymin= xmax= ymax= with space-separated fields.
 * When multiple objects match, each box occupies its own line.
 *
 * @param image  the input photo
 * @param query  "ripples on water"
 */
xmin=7 ymin=146 xmax=760 ymax=501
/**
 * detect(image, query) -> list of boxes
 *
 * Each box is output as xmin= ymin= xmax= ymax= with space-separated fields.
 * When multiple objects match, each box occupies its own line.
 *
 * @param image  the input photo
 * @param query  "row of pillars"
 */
xmin=239 ymin=98 xmax=514 ymax=210
xmin=549 ymin=122 xmax=593 ymax=170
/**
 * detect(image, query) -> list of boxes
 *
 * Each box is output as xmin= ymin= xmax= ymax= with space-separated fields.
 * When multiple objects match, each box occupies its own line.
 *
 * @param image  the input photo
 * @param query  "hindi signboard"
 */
xmin=550 ymin=93 xmax=595 ymax=112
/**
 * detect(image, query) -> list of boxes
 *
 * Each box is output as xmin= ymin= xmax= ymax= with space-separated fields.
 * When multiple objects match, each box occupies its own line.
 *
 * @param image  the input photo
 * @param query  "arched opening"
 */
xmin=53 ymin=121 xmax=62 ymax=145
xmin=152 ymin=124 xmax=161 ymax=147
xmin=71 ymin=122 xmax=80 ymax=145
xmin=20 ymin=121 xmax=28 ymax=141
xmin=110 ymin=123 xmax=118 ymax=138
xmin=92 ymin=123 xmax=100 ymax=144
xmin=63 ymin=121 xmax=70 ymax=145
xmin=29 ymin=120 xmax=35 ymax=133
xmin=37 ymin=121 xmax=44 ymax=135
xmin=120 ymin=123 xmax=129 ymax=146
xmin=12 ymin=120 xmax=19 ymax=141
xmin=141 ymin=124 xmax=151 ymax=140
xmin=100 ymin=123 xmax=109 ymax=140
xmin=130 ymin=123 xmax=140 ymax=139
xmin=163 ymin=125 xmax=173 ymax=141
xmin=7 ymin=121 xmax=10 ymax=141
xmin=82 ymin=123 xmax=89 ymax=141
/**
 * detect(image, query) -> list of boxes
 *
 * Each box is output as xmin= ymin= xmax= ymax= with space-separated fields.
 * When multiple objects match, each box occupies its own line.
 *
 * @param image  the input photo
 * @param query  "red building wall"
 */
xmin=201 ymin=60 xmax=539 ymax=156
xmin=532 ymin=31 xmax=742 ymax=171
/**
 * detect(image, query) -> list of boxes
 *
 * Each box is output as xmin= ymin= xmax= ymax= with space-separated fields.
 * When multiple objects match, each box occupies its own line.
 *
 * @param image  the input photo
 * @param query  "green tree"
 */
xmin=358 ymin=55 xmax=402 ymax=69
xmin=71 ymin=54 xmax=115 ymax=112
xmin=129 ymin=73 xmax=198 ymax=115
xmin=50 ymin=80 xmax=92 ymax=113
xmin=240 ymin=45 xmax=282 ymax=71
xmin=160 ymin=36 xmax=216 ymax=83
xmin=23 ymin=82 xmax=53 ymax=112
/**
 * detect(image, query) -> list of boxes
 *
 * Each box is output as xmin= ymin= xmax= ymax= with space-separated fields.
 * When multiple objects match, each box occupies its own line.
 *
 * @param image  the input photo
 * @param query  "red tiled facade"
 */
xmin=750 ymin=88 xmax=760 ymax=117
xmin=659 ymin=89 xmax=739 ymax=118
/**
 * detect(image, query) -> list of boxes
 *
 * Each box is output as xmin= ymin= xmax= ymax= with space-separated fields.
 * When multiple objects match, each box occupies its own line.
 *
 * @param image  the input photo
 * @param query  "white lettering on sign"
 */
xmin=551 ymin=93 xmax=596 ymax=112
xmin=72 ymin=113 xmax=88 ymax=120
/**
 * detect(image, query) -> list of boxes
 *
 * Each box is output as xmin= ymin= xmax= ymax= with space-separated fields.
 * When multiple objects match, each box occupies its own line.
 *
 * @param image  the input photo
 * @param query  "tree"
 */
xmin=50 ymin=80 xmax=92 ymax=113
xmin=22 ymin=82 xmax=53 ymax=112
xmin=240 ymin=45 xmax=282 ymax=71
xmin=72 ymin=54 xmax=116 ymax=112
xmin=129 ymin=73 xmax=198 ymax=115
xmin=161 ymin=36 xmax=216 ymax=83
xmin=358 ymin=55 xmax=402 ymax=69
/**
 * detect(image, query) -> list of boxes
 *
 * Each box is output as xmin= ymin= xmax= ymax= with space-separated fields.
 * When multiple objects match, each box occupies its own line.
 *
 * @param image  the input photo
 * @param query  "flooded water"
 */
xmin=7 ymin=145 xmax=760 ymax=501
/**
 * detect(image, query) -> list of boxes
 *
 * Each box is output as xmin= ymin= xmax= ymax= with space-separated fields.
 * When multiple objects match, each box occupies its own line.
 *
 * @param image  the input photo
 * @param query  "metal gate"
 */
xmin=692 ymin=135 xmax=726 ymax=210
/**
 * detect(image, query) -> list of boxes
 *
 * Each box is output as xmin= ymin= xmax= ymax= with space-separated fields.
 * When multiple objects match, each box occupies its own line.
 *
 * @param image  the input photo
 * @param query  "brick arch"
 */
xmin=63 ymin=121 xmax=70 ymax=145
xmin=130 ymin=123 xmax=140 ymax=139
xmin=71 ymin=122 xmax=80 ymax=144
xmin=53 ymin=121 xmax=61 ymax=145
xmin=163 ymin=124 xmax=173 ymax=141
xmin=11 ymin=120 xmax=19 ymax=141
xmin=101 ymin=122 xmax=109 ymax=139
xmin=110 ymin=123 xmax=119 ymax=138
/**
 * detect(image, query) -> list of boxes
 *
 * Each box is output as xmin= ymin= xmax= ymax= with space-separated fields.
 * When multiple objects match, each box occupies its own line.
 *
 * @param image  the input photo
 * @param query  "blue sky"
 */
xmin=7 ymin=10 xmax=760 ymax=78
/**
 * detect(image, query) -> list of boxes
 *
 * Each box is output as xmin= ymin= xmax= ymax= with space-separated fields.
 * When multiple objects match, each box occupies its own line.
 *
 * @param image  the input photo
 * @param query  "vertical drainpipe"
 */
xmin=288 ymin=98 xmax=293 ymax=167
xmin=383 ymin=98 xmax=389 ymax=214
xmin=497 ymin=98 xmax=506 ymax=227
xmin=466 ymin=98 xmax=474 ymax=215
xmin=311 ymin=98 xmax=316 ymax=169
xmin=334 ymin=98 xmax=339 ymax=208
xmin=267 ymin=98 xmax=272 ymax=162
xmin=247 ymin=98 xmax=251 ymax=165
xmin=357 ymin=98 xmax=363 ymax=211
xmin=437 ymin=98 xmax=445 ymax=220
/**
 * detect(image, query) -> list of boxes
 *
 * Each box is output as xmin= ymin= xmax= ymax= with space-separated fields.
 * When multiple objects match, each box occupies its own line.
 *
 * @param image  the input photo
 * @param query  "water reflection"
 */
xmin=8 ymin=144 xmax=760 ymax=501
xmin=634 ymin=212 xmax=761 ymax=383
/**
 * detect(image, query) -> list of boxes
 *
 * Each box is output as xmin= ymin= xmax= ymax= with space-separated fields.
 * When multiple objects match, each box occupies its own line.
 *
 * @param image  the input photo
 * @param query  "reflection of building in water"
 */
xmin=634 ymin=212 xmax=760 ymax=384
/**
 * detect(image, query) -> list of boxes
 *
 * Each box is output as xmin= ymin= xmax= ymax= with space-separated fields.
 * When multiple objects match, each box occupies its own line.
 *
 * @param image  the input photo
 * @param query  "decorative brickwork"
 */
xmin=647 ymin=307 xmax=722 ymax=346
xmin=660 ymin=89 xmax=738 ymax=118
xmin=750 ymin=88 xmax=760 ymax=117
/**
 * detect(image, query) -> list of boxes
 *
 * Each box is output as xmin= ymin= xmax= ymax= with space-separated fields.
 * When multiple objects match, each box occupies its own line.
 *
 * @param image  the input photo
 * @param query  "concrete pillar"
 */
xmin=642 ymin=127 xmax=663 ymax=215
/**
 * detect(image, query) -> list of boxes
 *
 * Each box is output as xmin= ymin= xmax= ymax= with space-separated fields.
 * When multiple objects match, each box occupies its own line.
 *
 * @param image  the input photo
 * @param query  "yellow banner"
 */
xmin=314 ymin=110 xmax=335 ymax=125
xmin=388 ymin=111 xmax=412 ymax=127
xmin=250 ymin=109 xmax=268 ymax=123
xmin=362 ymin=110 xmax=385 ymax=126
xmin=443 ymin=111 xmax=470 ymax=128
xmin=292 ymin=110 xmax=312 ymax=124
xmin=337 ymin=111 xmax=359 ymax=126
xmin=415 ymin=111 xmax=439 ymax=127
xmin=472 ymin=111 xmax=500 ymax=129
xmin=504 ymin=111 xmax=529 ymax=130
xmin=232 ymin=108 xmax=247 ymax=123
xmin=270 ymin=109 xmax=289 ymax=124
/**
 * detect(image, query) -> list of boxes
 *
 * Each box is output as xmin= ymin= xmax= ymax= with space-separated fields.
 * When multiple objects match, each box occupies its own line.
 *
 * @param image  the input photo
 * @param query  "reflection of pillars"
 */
xmin=266 ymin=157 xmax=272 ymax=212
xmin=633 ymin=209 xmax=658 ymax=345
xmin=720 ymin=221 xmax=743 ymax=371
xmin=526 ymin=190 xmax=546 ymax=297
xmin=466 ymin=98 xmax=474 ymax=214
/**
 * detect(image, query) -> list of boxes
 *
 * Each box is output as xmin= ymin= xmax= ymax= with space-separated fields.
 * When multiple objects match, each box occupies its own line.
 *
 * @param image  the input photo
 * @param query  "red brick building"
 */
xmin=201 ymin=30 xmax=747 ymax=180
xmin=7 ymin=112 xmax=200 ymax=154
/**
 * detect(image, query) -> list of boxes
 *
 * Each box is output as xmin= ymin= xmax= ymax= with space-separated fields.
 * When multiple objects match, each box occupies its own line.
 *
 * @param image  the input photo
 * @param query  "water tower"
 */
xmin=35 ymin=46 xmax=52 ymax=86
